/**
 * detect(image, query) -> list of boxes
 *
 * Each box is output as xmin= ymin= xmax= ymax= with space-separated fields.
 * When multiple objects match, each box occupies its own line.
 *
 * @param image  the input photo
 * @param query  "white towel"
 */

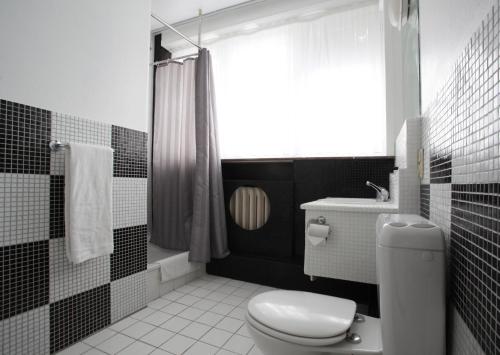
xmin=158 ymin=252 xmax=202 ymax=282
xmin=65 ymin=143 xmax=114 ymax=264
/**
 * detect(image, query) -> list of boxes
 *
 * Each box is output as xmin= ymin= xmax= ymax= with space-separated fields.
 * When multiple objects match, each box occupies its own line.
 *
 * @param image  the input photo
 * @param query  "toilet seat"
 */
xmin=247 ymin=290 xmax=356 ymax=346
xmin=246 ymin=312 xmax=347 ymax=347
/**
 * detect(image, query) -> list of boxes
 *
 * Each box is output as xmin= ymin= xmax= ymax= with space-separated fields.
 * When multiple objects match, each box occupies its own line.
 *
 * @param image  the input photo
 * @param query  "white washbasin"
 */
xmin=300 ymin=197 xmax=398 ymax=212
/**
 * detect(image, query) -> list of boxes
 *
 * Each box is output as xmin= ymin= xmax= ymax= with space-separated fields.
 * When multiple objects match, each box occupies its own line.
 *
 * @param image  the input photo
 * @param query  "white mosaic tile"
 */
xmin=0 ymin=173 xmax=50 ymax=247
xmin=49 ymin=238 xmax=110 ymax=302
xmin=0 ymin=305 xmax=50 ymax=355
xmin=110 ymin=271 xmax=147 ymax=323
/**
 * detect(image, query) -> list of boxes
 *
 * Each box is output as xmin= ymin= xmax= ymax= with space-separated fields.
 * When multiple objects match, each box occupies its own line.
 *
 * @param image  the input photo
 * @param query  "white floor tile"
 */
xmin=140 ymin=327 xmax=175 ymax=347
xmin=57 ymin=342 xmax=91 ymax=355
xmin=148 ymin=298 xmax=171 ymax=310
xmin=117 ymin=341 xmax=155 ymax=355
xmin=161 ymin=302 xmax=188 ymax=315
xmin=223 ymin=334 xmax=254 ymax=355
xmin=200 ymin=328 xmax=233 ymax=347
xmin=159 ymin=316 xmax=191 ymax=333
xmin=206 ymin=292 xmax=227 ymax=302
xmin=83 ymin=328 xmax=117 ymax=347
xmin=192 ymin=299 xmax=217 ymax=311
xmin=217 ymin=285 xmax=238 ymax=295
xmin=130 ymin=307 xmax=156 ymax=320
xmin=178 ymin=307 xmax=205 ymax=321
xmin=228 ymin=307 xmax=246 ymax=320
xmin=96 ymin=333 xmax=135 ymax=354
xmin=142 ymin=311 xmax=173 ymax=326
xmin=179 ymin=322 xmax=211 ymax=340
xmin=240 ymin=283 xmax=260 ymax=291
xmin=222 ymin=295 xmax=245 ymax=307
xmin=190 ymin=287 xmax=212 ymax=298
xmin=60 ymin=276 xmax=268 ymax=355
xmin=176 ymin=294 xmax=202 ymax=306
xmin=162 ymin=290 xmax=184 ymax=301
xmin=149 ymin=349 xmax=173 ymax=355
xmin=110 ymin=317 xmax=138 ymax=332
xmin=236 ymin=325 xmax=251 ymax=338
xmin=183 ymin=341 xmax=218 ymax=355
xmin=216 ymin=318 xmax=244 ymax=333
xmin=226 ymin=280 xmax=244 ymax=287
xmin=83 ymin=349 xmax=108 ymax=355
xmin=121 ymin=321 xmax=156 ymax=339
xmin=176 ymin=284 xmax=197 ymax=294
xmin=248 ymin=345 xmax=264 ymax=355
xmin=160 ymin=334 xmax=196 ymax=354
xmin=211 ymin=303 xmax=235 ymax=316
xmin=216 ymin=350 xmax=238 ymax=355
xmin=196 ymin=312 xmax=225 ymax=326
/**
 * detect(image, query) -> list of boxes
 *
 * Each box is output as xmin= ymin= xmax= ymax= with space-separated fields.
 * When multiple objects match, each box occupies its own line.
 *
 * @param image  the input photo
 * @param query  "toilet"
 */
xmin=245 ymin=214 xmax=446 ymax=355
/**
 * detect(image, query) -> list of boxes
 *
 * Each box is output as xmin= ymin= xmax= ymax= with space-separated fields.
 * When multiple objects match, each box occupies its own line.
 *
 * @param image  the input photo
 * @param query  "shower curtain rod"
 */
xmin=151 ymin=13 xmax=202 ymax=50
xmin=153 ymin=52 xmax=199 ymax=67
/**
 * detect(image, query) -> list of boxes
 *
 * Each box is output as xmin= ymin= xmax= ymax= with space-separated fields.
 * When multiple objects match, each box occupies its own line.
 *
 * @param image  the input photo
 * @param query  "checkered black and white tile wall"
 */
xmin=0 ymin=98 xmax=148 ymax=354
xmin=420 ymin=3 xmax=500 ymax=355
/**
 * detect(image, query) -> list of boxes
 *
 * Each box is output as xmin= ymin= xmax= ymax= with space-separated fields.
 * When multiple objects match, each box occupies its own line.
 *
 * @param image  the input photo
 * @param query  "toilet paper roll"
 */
xmin=306 ymin=223 xmax=330 ymax=246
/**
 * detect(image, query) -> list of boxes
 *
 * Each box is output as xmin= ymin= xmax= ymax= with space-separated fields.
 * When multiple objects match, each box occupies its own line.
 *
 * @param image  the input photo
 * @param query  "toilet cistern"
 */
xmin=365 ymin=181 xmax=389 ymax=202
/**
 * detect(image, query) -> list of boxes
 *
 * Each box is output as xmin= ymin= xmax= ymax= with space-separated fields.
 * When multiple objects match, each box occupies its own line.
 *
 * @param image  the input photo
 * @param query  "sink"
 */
xmin=300 ymin=197 xmax=398 ymax=212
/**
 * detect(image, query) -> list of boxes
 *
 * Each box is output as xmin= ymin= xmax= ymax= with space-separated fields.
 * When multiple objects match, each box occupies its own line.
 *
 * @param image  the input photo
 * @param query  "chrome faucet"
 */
xmin=366 ymin=181 xmax=389 ymax=202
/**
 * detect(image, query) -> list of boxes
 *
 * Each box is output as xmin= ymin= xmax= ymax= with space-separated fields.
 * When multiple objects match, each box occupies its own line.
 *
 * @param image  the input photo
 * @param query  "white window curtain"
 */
xmin=179 ymin=4 xmax=385 ymax=158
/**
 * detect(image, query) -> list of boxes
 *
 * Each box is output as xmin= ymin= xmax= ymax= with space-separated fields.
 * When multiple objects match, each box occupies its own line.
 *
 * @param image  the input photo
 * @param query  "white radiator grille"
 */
xmin=229 ymin=187 xmax=270 ymax=230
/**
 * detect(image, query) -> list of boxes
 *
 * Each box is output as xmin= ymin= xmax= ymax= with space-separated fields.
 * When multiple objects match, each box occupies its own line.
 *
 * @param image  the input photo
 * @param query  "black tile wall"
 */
xmin=0 ymin=240 xmax=49 ymax=320
xmin=420 ymin=184 xmax=430 ymax=219
xmin=111 ymin=225 xmax=148 ymax=281
xmin=112 ymin=125 xmax=148 ymax=178
xmin=50 ymin=284 xmax=111 ymax=353
xmin=0 ymin=98 xmax=148 ymax=354
xmin=0 ymin=99 xmax=51 ymax=174
xmin=450 ymin=184 xmax=500 ymax=354
xmin=420 ymin=3 xmax=500 ymax=354
xmin=50 ymin=176 xmax=64 ymax=239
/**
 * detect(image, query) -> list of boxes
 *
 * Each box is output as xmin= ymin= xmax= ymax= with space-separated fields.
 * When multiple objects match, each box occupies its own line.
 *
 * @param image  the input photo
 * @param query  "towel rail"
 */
xmin=49 ymin=140 xmax=68 ymax=151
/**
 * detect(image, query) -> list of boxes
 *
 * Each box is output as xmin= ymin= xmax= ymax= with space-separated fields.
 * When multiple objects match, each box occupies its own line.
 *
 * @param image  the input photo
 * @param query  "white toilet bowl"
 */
xmin=245 ymin=214 xmax=446 ymax=355
xmin=245 ymin=290 xmax=382 ymax=355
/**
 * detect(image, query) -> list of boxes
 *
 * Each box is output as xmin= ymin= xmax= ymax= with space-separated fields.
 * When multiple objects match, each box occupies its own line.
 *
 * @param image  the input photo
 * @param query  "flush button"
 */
xmin=421 ymin=251 xmax=434 ymax=261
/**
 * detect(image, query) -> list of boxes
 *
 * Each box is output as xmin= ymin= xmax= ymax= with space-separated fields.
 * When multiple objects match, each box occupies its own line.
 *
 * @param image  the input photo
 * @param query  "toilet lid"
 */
xmin=248 ymin=291 xmax=356 ymax=338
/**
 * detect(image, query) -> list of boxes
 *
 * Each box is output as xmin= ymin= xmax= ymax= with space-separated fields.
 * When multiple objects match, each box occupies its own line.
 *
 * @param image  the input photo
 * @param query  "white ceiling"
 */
xmin=151 ymin=0 xmax=251 ymax=29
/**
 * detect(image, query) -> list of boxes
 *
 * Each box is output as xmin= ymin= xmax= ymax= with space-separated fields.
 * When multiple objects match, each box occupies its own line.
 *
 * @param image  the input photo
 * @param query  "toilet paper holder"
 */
xmin=306 ymin=216 xmax=328 ymax=229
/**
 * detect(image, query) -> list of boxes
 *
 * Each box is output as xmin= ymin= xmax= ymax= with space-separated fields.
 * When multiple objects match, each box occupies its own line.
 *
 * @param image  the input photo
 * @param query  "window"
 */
xmin=184 ymin=4 xmax=385 ymax=158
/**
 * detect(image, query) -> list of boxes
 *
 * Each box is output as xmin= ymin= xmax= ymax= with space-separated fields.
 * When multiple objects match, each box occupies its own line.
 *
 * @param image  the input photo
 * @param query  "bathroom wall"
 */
xmin=0 ymin=99 xmax=148 ymax=354
xmin=419 ymin=1 xmax=499 ymax=354
xmin=0 ymin=0 xmax=151 ymax=131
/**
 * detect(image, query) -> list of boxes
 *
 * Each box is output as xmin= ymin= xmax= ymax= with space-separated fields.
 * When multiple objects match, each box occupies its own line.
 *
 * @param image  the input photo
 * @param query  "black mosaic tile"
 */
xmin=0 ymin=240 xmax=49 ymax=320
xmin=0 ymin=99 xmax=51 ymax=174
xmin=110 ymin=225 xmax=147 ymax=281
xmin=111 ymin=125 xmax=147 ymax=178
xmin=430 ymin=153 xmax=452 ymax=184
xmin=50 ymin=175 xmax=64 ymax=239
xmin=420 ymin=184 xmax=430 ymax=219
xmin=451 ymin=184 xmax=500 ymax=355
xmin=50 ymin=284 xmax=110 ymax=354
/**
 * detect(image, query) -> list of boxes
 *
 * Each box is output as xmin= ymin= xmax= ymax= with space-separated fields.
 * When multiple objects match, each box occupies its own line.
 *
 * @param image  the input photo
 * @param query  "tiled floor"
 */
xmin=57 ymin=275 xmax=275 ymax=355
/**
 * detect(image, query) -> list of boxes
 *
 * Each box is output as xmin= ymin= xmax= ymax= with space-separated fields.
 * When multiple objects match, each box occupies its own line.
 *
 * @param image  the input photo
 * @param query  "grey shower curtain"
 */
xmin=151 ymin=49 xmax=229 ymax=263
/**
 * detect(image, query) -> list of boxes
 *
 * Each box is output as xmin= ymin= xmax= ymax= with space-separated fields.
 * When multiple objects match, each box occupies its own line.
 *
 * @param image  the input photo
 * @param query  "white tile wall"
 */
xmin=50 ymin=113 xmax=112 ymax=175
xmin=110 ymin=272 xmax=147 ymax=323
xmin=0 ymin=173 xmax=50 ymax=247
xmin=0 ymin=305 xmax=50 ymax=355
xmin=304 ymin=210 xmax=380 ymax=284
xmin=113 ymin=178 xmax=147 ymax=229
xmin=49 ymin=238 xmax=110 ymax=302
